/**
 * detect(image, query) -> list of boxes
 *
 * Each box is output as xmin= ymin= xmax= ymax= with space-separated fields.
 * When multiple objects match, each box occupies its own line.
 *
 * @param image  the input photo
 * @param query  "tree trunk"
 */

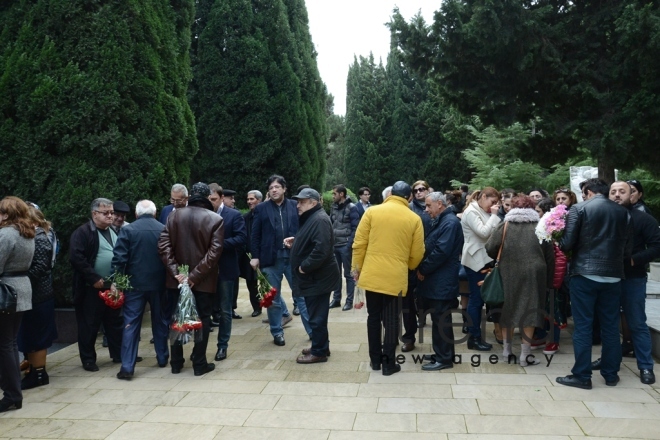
xmin=598 ymin=158 xmax=616 ymax=184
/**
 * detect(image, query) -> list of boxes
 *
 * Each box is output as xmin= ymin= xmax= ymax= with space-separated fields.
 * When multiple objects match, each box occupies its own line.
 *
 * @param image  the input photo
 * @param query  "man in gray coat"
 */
xmin=287 ymin=188 xmax=340 ymax=364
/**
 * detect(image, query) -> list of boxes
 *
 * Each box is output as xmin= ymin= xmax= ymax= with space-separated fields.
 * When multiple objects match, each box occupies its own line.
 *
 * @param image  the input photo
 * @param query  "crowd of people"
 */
xmin=0 ymin=175 xmax=658 ymax=413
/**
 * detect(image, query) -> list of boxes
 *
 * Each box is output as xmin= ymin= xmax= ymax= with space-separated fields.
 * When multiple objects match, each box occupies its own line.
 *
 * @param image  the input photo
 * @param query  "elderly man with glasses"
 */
xmin=159 ymin=184 xmax=188 ymax=225
xmin=70 ymin=198 xmax=124 ymax=372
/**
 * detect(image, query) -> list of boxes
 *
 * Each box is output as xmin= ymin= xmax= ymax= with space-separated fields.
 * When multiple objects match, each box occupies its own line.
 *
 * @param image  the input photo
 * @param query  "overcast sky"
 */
xmin=306 ymin=1 xmax=440 ymax=115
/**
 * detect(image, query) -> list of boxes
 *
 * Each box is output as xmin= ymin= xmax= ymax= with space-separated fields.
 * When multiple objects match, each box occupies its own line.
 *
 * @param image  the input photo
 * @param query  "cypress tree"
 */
xmin=0 ymin=0 xmax=197 ymax=302
xmin=190 ymin=0 xmax=327 ymax=195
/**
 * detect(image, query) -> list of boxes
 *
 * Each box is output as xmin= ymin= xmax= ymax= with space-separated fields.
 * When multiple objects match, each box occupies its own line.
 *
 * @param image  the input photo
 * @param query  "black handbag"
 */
xmin=0 ymin=278 xmax=18 ymax=314
xmin=480 ymin=223 xmax=507 ymax=306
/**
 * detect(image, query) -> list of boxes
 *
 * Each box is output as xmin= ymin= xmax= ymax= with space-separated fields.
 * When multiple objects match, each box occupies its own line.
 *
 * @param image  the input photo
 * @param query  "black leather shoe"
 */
xmin=214 ymin=348 xmax=227 ymax=361
xmin=329 ymin=299 xmax=341 ymax=309
xmin=640 ymin=369 xmax=656 ymax=385
xmin=150 ymin=338 xmax=154 ymax=344
xmin=382 ymin=364 xmax=401 ymax=376
xmin=0 ymin=398 xmax=22 ymax=413
xmin=251 ymin=309 xmax=262 ymax=317
xmin=467 ymin=337 xmax=492 ymax=351
xmin=556 ymin=375 xmax=592 ymax=390
xmin=171 ymin=366 xmax=182 ymax=374
xmin=116 ymin=370 xmax=133 ymax=380
xmin=605 ymin=376 xmax=620 ymax=386
xmin=274 ymin=335 xmax=285 ymax=346
xmin=232 ymin=311 xmax=242 ymax=319
xmin=342 ymin=302 xmax=353 ymax=311
xmin=422 ymin=362 xmax=453 ymax=371
xmin=462 ymin=325 xmax=468 ymax=334
xmin=194 ymin=363 xmax=215 ymax=376
xmin=83 ymin=362 xmax=99 ymax=372
xmin=591 ymin=358 xmax=602 ymax=371
xmin=158 ymin=362 xmax=168 ymax=368
xmin=292 ymin=306 xmax=300 ymax=316
xmin=370 ymin=361 xmax=381 ymax=371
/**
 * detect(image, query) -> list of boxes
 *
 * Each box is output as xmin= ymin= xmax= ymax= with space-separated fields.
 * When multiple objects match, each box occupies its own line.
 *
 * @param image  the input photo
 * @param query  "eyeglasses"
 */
xmin=94 ymin=210 xmax=114 ymax=216
xmin=414 ymin=187 xmax=428 ymax=193
xmin=170 ymin=197 xmax=187 ymax=203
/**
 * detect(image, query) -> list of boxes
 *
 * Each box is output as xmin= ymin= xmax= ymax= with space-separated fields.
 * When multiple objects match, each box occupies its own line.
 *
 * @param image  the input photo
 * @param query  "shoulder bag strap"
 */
xmin=495 ymin=222 xmax=508 ymax=266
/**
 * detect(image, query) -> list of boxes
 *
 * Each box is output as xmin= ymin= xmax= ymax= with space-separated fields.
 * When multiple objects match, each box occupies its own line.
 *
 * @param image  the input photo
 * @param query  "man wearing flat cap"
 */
xmin=222 ymin=189 xmax=237 ymax=209
xmin=287 ymin=188 xmax=340 ymax=363
xmin=352 ymin=181 xmax=425 ymax=376
xmin=112 ymin=201 xmax=131 ymax=233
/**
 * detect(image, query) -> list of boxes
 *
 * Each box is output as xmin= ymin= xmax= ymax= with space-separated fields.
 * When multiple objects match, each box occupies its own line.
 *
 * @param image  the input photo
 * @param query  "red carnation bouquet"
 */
xmin=169 ymin=265 xmax=203 ymax=344
xmin=248 ymin=253 xmax=277 ymax=308
xmin=99 ymin=273 xmax=131 ymax=309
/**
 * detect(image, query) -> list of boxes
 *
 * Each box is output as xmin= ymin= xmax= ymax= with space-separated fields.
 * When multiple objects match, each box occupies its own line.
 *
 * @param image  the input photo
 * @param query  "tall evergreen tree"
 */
xmin=190 ymin=0 xmax=327 ymax=194
xmin=0 ymin=0 xmax=197 ymax=302
xmin=345 ymin=54 xmax=390 ymax=201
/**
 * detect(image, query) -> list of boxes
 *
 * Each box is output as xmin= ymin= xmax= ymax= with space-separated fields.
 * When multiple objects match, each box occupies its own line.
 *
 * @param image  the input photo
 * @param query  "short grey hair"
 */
xmin=135 ymin=200 xmax=157 ymax=217
xmin=248 ymin=190 xmax=263 ymax=201
xmin=382 ymin=186 xmax=393 ymax=200
xmin=171 ymin=183 xmax=188 ymax=197
xmin=91 ymin=198 xmax=113 ymax=212
xmin=427 ymin=192 xmax=447 ymax=206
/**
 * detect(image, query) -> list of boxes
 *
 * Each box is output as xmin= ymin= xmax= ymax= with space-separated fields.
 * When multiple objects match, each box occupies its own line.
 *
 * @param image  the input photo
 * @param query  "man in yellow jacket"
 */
xmin=352 ymin=181 xmax=425 ymax=376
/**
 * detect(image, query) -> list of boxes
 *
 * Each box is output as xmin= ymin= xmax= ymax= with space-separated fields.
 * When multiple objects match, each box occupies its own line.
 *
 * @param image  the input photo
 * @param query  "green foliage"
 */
xmin=321 ymin=189 xmax=357 ymax=214
xmin=189 ymin=0 xmax=327 ymax=197
xmin=0 ymin=0 xmax=197 ymax=304
xmin=389 ymin=1 xmax=660 ymax=180
xmin=618 ymin=169 xmax=660 ymax=217
xmin=343 ymin=44 xmax=472 ymax=202
xmin=451 ymin=120 xmax=596 ymax=195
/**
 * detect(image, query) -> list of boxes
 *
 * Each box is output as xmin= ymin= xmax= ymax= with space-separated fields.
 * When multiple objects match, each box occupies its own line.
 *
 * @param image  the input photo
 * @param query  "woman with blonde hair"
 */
xmin=461 ymin=187 xmax=501 ymax=351
xmin=0 ymin=197 xmax=35 ymax=412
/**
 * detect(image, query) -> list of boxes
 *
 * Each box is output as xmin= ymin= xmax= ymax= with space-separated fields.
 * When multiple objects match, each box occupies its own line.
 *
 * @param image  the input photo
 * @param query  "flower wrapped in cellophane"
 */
xmin=169 ymin=265 xmax=203 ymax=344
xmin=535 ymin=203 xmax=569 ymax=244
xmin=247 ymin=253 xmax=277 ymax=308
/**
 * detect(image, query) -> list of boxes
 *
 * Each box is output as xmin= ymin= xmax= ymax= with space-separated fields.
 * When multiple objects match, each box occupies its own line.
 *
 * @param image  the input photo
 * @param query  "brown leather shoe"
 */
xmin=401 ymin=342 xmax=415 ymax=352
xmin=296 ymin=354 xmax=328 ymax=364
xmin=301 ymin=347 xmax=331 ymax=356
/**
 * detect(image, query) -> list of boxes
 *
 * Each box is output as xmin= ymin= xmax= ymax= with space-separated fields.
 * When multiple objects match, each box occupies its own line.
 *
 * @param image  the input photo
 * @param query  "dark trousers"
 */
xmin=332 ymin=245 xmax=355 ymax=303
xmin=246 ymin=279 xmax=260 ymax=312
xmin=402 ymin=275 xmax=418 ymax=343
xmin=169 ymin=288 xmax=213 ymax=370
xmin=75 ymin=288 xmax=123 ymax=364
xmin=232 ymin=278 xmax=239 ymax=310
xmin=0 ymin=312 xmax=23 ymax=403
xmin=120 ymin=289 xmax=169 ymax=374
xmin=304 ymin=293 xmax=331 ymax=357
xmin=422 ymin=297 xmax=455 ymax=365
xmin=570 ymin=275 xmax=622 ymax=381
xmin=366 ymin=290 xmax=400 ymax=367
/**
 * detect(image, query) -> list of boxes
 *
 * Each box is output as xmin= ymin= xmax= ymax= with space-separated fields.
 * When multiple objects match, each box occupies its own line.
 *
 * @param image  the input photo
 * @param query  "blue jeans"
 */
xmin=216 ymin=280 xmax=234 ymax=350
xmin=333 ymin=245 xmax=355 ymax=303
xmin=570 ymin=275 xmax=622 ymax=381
xmin=621 ymin=277 xmax=653 ymax=370
xmin=120 ymin=289 xmax=169 ymax=373
xmin=262 ymin=258 xmax=311 ymax=336
xmin=465 ymin=266 xmax=486 ymax=339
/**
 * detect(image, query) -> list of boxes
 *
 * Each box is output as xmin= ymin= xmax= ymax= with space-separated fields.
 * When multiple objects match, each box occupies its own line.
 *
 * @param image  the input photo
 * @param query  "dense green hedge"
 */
xmin=0 ymin=0 xmax=197 ymax=304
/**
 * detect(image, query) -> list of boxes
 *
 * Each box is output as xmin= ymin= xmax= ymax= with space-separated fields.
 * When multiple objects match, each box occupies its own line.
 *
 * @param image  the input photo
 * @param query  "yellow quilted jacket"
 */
xmin=352 ymin=196 xmax=425 ymax=296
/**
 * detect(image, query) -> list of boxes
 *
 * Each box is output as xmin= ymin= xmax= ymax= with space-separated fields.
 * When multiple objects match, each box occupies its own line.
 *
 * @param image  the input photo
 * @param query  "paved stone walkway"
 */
xmin=2 ymin=284 xmax=660 ymax=439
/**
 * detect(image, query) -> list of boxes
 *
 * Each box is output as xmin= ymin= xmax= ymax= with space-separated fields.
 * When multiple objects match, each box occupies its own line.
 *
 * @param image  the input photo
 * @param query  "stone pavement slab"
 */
xmin=1 ymin=281 xmax=658 ymax=439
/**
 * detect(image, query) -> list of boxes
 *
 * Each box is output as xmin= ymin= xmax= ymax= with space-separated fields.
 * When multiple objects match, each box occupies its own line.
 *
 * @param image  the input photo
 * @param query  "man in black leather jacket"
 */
xmin=556 ymin=178 xmax=633 ymax=390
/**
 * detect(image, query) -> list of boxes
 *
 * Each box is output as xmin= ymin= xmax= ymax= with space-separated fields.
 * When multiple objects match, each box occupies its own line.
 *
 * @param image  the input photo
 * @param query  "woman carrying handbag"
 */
xmin=485 ymin=195 xmax=554 ymax=366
